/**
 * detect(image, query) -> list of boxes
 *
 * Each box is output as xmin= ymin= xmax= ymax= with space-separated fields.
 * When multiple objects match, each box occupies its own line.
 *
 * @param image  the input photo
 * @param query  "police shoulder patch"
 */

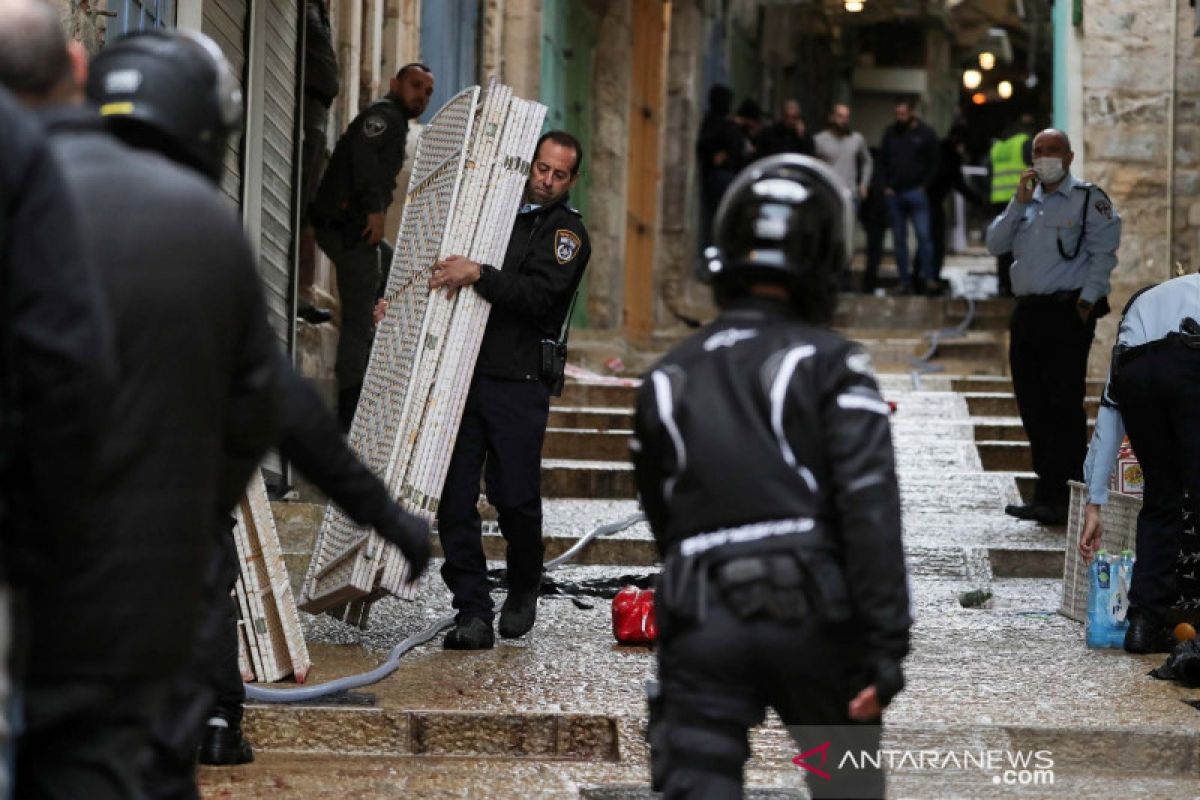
xmin=362 ymin=115 xmax=388 ymax=138
xmin=1094 ymin=197 xmax=1113 ymax=220
xmin=555 ymin=229 xmax=581 ymax=264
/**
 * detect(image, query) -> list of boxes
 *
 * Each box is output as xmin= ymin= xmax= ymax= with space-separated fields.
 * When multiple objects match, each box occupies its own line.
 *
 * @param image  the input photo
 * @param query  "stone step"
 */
xmin=974 ymin=420 xmax=1095 ymax=443
xmin=549 ymin=406 xmax=635 ymax=430
xmin=832 ymin=295 xmax=1014 ymax=331
xmin=435 ymin=530 xmax=658 ymax=567
xmin=543 ymin=429 xmax=631 ymax=461
xmin=964 ymin=392 xmax=1100 ymax=419
xmin=542 ymin=459 xmax=636 ymax=499
xmin=953 ymin=376 xmax=1106 ymax=395
xmin=243 ymin=705 xmax=619 ymax=761
xmin=559 ymin=382 xmax=638 ymax=409
xmin=977 ymin=440 xmax=1032 ymax=472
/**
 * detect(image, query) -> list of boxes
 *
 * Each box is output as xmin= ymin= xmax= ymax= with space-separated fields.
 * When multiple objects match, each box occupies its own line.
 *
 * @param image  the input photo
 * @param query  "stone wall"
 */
xmin=578 ymin=0 xmax=631 ymax=330
xmin=1076 ymin=2 xmax=1199 ymax=374
xmin=656 ymin=0 xmax=716 ymax=326
xmin=48 ymin=0 xmax=107 ymax=53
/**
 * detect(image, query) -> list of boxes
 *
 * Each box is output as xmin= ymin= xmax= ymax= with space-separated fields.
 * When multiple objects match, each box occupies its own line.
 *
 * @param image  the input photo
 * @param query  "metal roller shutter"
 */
xmin=200 ymin=0 xmax=247 ymax=206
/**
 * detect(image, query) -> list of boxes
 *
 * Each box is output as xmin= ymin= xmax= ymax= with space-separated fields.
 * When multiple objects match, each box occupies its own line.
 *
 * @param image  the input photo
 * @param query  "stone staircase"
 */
xmin=202 ymin=289 xmax=1200 ymax=799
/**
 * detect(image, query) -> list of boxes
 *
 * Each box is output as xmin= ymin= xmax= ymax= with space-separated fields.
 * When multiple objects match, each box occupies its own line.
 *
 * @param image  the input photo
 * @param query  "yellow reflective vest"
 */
xmin=989 ymin=133 xmax=1029 ymax=204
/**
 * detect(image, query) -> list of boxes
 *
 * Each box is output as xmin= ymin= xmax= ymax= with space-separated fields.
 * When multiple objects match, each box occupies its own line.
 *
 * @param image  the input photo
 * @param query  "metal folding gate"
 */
xmin=301 ymin=82 xmax=546 ymax=620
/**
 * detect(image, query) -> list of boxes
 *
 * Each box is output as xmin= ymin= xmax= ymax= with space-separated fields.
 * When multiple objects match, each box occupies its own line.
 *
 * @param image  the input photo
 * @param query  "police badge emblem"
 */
xmin=363 ymin=115 xmax=388 ymax=138
xmin=1094 ymin=198 xmax=1113 ymax=220
xmin=555 ymin=229 xmax=581 ymax=264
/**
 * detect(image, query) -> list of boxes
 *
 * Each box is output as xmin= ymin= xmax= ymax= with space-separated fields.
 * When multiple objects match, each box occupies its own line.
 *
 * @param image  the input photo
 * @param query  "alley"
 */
xmin=198 ymin=259 xmax=1200 ymax=799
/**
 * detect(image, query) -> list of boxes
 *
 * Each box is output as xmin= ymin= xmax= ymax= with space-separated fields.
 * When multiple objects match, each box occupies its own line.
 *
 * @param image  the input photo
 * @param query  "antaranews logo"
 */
xmin=791 ymin=741 xmax=1055 ymax=787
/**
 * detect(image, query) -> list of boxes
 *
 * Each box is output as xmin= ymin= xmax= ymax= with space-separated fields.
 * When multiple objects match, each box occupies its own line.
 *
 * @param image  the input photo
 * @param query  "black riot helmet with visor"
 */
xmin=703 ymin=154 xmax=853 ymax=323
xmin=86 ymin=29 xmax=243 ymax=184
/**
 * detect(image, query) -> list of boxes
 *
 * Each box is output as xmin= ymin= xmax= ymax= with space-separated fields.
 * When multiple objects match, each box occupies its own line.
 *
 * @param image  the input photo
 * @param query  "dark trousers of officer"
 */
xmin=653 ymin=590 xmax=883 ymax=799
xmin=1115 ymin=346 xmax=1200 ymax=622
xmin=1009 ymin=296 xmax=1095 ymax=509
xmin=437 ymin=375 xmax=550 ymax=623
xmin=929 ymin=191 xmax=948 ymax=281
xmin=16 ymin=678 xmax=169 ymax=800
xmin=139 ymin=523 xmax=243 ymax=800
xmin=991 ymin=203 xmax=1014 ymax=296
xmin=314 ymin=225 xmax=381 ymax=428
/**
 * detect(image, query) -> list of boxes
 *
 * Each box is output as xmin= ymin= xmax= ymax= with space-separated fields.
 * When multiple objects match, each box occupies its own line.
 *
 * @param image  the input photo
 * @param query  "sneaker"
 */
xmin=498 ymin=589 xmax=539 ymax=639
xmin=443 ymin=617 xmax=495 ymax=650
xmin=198 ymin=716 xmax=254 ymax=766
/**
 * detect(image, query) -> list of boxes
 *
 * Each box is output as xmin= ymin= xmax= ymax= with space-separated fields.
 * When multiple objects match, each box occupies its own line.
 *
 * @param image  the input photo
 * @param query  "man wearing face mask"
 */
xmin=986 ymin=129 xmax=1122 ymax=526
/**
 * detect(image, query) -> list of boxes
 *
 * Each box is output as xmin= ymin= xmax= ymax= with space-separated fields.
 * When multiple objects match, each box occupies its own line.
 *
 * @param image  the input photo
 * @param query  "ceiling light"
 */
xmin=962 ymin=69 xmax=982 ymax=90
xmin=979 ymin=51 xmax=996 ymax=71
xmin=844 ymin=1 xmax=865 ymax=12
xmin=998 ymin=80 xmax=1013 ymax=99
xmin=971 ymin=92 xmax=987 ymax=106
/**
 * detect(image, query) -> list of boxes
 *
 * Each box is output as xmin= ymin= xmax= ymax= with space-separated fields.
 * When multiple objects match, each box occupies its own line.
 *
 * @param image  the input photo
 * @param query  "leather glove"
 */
xmin=376 ymin=509 xmax=431 ymax=582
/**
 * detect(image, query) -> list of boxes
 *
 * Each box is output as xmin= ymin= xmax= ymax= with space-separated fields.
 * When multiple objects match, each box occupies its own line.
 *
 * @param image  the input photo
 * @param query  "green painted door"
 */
xmin=541 ymin=0 xmax=595 ymax=328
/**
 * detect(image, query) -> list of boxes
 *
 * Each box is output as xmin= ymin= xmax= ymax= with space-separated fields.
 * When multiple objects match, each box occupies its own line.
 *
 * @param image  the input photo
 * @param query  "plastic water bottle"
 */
xmin=1108 ymin=550 xmax=1135 ymax=647
xmin=1087 ymin=550 xmax=1117 ymax=649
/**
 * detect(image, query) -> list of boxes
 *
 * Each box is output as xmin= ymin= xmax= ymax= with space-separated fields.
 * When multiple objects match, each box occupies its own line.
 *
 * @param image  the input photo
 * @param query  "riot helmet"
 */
xmin=86 ymin=29 xmax=242 ymax=183
xmin=704 ymin=154 xmax=852 ymax=322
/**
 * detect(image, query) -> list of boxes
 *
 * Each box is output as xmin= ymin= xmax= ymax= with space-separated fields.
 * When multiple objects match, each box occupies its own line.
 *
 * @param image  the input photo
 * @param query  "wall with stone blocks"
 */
xmin=47 ymin=0 xmax=108 ymax=53
xmin=1077 ymin=3 xmax=1199 ymax=373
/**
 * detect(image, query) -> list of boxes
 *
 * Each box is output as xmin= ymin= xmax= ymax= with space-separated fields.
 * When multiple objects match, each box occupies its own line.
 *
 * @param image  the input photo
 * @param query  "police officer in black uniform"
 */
xmin=428 ymin=131 xmax=591 ymax=650
xmin=4 ymin=26 xmax=280 ymax=800
xmin=310 ymin=62 xmax=434 ymax=428
xmin=631 ymin=155 xmax=911 ymax=799
xmin=143 ymin=356 xmax=431 ymax=796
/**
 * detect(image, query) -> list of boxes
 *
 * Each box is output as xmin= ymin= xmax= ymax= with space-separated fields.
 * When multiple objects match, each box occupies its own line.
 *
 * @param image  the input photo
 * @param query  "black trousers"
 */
xmin=653 ymin=597 xmax=883 ymax=799
xmin=1009 ymin=297 xmax=1095 ymax=508
xmin=929 ymin=192 xmax=948 ymax=280
xmin=437 ymin=375 xmax=551 ymax=623
xmin=1115 ymin=346 xmax=1200 ymax=621
xmin=139 ymin=524 xmax=243 ymax=800
xmin=17 ymin=677 xmax=169 ymax=800
xmin=860 ymin=216 xmax=886 ymax=294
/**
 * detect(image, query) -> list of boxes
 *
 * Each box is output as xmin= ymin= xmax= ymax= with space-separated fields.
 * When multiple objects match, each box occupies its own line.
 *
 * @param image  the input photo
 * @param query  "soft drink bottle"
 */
xmin=1086 ymin=550 xmax=1117 ymax=649
xmin=1108 ymin=550 xmax=1135 ymax=647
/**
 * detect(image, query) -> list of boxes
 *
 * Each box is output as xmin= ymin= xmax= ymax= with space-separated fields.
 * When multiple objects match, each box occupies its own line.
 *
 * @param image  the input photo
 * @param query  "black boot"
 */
xmin=198 ymin=716 xmax=254 ymax=766
xmin=1125 ymin=610 xmax=1176 ymax=654
xmin=443 ymin=617 xmax=495 ymax=650
xmin=498 ymin=588 xmax=539 ymax=639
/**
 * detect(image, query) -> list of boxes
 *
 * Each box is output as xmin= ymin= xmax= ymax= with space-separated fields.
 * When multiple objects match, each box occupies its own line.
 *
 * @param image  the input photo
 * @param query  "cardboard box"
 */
xmin=1110 ymin=437 xmax=1144 ymax=497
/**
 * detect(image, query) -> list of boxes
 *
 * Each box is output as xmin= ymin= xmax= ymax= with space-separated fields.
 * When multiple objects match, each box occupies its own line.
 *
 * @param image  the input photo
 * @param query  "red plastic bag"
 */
xmin=612 ymin=585 xmax=657 ymax=645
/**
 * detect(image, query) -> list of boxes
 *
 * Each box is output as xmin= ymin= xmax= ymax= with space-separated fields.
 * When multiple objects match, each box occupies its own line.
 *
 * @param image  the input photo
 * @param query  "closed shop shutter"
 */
xmin=200 ymin=0 xmax=247 ymax=206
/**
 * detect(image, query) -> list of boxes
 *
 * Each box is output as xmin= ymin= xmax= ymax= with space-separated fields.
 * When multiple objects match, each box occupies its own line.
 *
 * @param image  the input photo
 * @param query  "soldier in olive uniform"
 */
xmin=310 ymin=63 xmax=434 ymax=428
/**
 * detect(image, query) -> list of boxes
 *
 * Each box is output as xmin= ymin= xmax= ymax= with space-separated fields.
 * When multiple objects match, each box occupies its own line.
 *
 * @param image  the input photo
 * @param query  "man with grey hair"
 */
xmin=0 ymin=0 xmax=87 ymax=107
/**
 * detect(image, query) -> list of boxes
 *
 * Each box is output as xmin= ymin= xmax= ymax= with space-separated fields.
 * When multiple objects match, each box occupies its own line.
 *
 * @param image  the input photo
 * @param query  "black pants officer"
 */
xmin=1114 ymin=343 xmax=1200 ymax=621
xmin=651 ymin=551 xmax=884 ymax=799
xmin=139 ymin=521 xmax=243 ymax=799
xmin=438 ymin=375 xmax=550 ymax=624
xmin=1009 ymin=293 xmax=1096 ymax=511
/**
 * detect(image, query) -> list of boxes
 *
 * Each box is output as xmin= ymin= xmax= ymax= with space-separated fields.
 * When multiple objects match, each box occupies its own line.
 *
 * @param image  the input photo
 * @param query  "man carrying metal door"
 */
xmin=631 ymin=155 xmax=911 ymax=799
xmin=428 ymin=131 xmax=592 ymax=650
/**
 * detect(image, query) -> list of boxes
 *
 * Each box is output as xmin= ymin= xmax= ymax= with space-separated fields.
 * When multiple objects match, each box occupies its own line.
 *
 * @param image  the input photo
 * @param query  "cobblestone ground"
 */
xmin=200 ymin=320 xmax=1200 ymax=798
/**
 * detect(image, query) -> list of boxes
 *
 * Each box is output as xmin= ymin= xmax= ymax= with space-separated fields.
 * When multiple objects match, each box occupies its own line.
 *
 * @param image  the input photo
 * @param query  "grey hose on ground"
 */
xmin=910 ymin=294 xmax=977 ymax=390
xmin=246 ymin=511 xmax=647 ymax=703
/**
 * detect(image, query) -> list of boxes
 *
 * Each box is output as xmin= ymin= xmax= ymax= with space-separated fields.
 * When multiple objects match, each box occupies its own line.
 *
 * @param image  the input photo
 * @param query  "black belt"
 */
xmin=1117 ymin=330 xmax=1200 ymax=370
xmin=1015 ymin=289 xmax=1081 ymax=305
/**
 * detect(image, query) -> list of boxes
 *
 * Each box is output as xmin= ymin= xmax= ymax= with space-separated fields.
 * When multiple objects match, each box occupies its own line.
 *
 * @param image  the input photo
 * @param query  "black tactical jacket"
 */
xmin=29 ymin=111 xmax=279 ymax=680
xmin=311 ymin=97 xmax=410 ymax=227
xmin=631 ymin=296 xmax=911 ymax=668
xmin=474 ymin=197 xmax=591 ymax=382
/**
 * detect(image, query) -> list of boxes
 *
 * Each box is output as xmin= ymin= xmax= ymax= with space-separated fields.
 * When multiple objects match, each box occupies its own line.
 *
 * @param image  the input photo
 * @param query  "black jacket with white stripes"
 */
xmin=630 ymin=295 xmax=910 ymax=666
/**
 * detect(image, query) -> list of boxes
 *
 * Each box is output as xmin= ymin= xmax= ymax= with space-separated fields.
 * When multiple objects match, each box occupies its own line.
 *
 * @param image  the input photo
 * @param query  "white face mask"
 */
xmin=1033 ymin=157 xmax=1066 ymax=184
